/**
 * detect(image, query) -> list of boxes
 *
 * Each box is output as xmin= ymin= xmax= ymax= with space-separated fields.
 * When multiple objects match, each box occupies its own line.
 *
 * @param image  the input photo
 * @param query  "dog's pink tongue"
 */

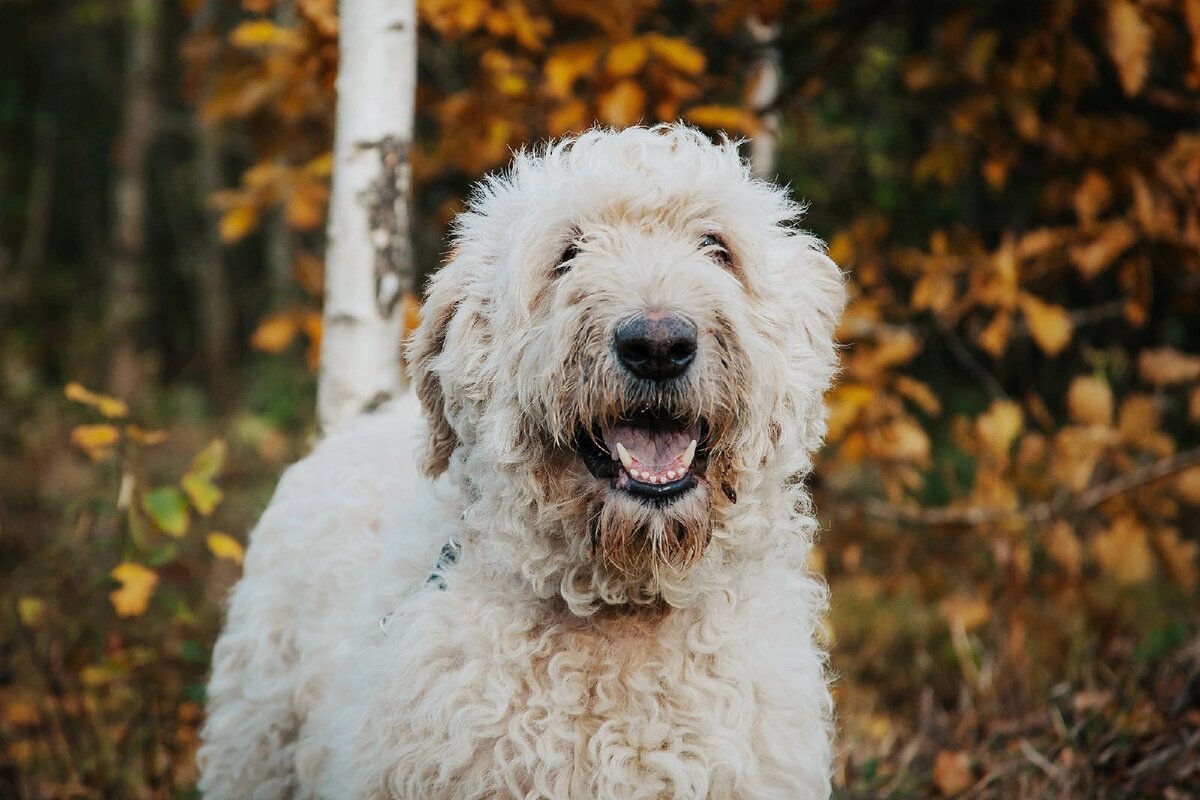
xmin=601 ymin=424 xmax=695 ymax=468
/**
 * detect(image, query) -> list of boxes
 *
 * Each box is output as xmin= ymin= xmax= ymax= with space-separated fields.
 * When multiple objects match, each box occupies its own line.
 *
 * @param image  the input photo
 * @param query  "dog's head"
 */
xmin=409 ymin=125 xmax=844 ymax=612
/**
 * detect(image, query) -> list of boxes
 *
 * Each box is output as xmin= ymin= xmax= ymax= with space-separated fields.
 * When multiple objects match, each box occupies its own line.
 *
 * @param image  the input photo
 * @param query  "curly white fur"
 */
xmin=198 ymin=125 xmax=846 ymax=800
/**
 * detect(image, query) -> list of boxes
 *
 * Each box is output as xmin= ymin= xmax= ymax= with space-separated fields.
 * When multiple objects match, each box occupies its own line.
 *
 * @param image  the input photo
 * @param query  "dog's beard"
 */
xmin=590 ymin=479 xmax=713 ymax=576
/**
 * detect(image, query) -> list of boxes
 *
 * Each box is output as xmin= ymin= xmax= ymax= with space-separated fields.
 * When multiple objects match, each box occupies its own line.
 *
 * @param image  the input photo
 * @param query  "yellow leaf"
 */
xmin=543 ymin=42 xmax=600 ymax=98
xmin=1090 ymin=515 xmax=1153 ymax=586
xmin=645 ymin=33 xmax=705 ymax=75
xmin=229 ymin=20 xmax=303 ymax=50
xmin=937 ymin=594 xmax=990 ymax=633
xmin=1139 ymin=347 xmax=1200 ymax=387
xmin=684 ymin=105 xmax=760 ymax=136
xmin=977 ymin=310 xmax=1011 ymax=357
xmin=18 ymin=596 xmax=46 ymax=627
xmin=207 ymin=532 xmax=245 ymax=565
xmin=64 ymin=382 xmax=128 ymax=418
xmin=1117 ymin=394 xmax=1173 ymax=455
xmin=605 ymin=38 xmax=647 ymax=77
xmin=251 ymin=312 xmax=300 ymax=353
xmin=548 ymin=99 xmax=590 ymax=137
xmin=1108 ymin=0 xmax=1152 ymax=96
xmin=597 ymin=80 xmax=646 ymax=127
xmin=109 ymin=563 xmax=159 ymax=618
xmin=1052 ymin=425 xmax=1118 ymax=491
xmin=219 ymin=204 xmax=260 ymax=243
xmin=1155 ymin=527 xmax=1198 ymax=592
xmin=894 ymin=375 xmax=941 ymax=415
xmin=70 ymin=424 xmax=120 ymax=461
xmin=911 ymin=273 xmax=956 ymax=316
xmin=1046 ymin=521 xmax=1082 ymax=578
xmin=1067 ymin=376 xmax=1113 ymax=426
xmin=874 ymin=418 xmax=931 ymax=465
xmin=932 ymin=750 xmax=973 ymax=796
xmin=125 ymin=425 xmax=168 ymax=445
xmin=1069 ymin=220 xmax=1136 ymax=278
xmin=976 ymin=400 xmax=1023 ymax=463
xmin=1019 ymin=293 xmax=1072 ymax=355
xmin=826 ymin=384 xmax=874 ymax=443
xmin=1174 ymin=467 xmax=1200 ymax=504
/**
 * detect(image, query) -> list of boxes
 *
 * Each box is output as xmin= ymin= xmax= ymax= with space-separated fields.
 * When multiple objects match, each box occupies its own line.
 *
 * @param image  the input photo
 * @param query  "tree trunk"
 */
xmin=317 ymin=0 xmax=417 ymax=433
xmin=106 ymin=0 xmax=160 ymax=399
xmin=193 ymin=119 xmax=235 ymax=409
xmin=747 ymin=17 xmax=781 ymax=181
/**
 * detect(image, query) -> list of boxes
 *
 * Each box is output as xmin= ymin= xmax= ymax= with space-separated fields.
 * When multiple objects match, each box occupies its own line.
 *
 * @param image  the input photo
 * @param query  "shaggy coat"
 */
xmin=198 ymin=125 xmax=846 ymax=800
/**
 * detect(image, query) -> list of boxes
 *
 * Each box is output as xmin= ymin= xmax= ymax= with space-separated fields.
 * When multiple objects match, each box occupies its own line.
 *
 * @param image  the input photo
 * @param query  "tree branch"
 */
xmin=853 ymin=444 xmax=1200 ymax=528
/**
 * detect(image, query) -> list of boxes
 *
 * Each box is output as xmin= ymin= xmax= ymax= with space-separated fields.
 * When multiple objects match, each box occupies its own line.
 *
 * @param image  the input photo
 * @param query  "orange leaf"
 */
xmin=251 ymin=312 xmax=300 ymax=353
xmin=1067 ymin=376 xmax=1113 ymax=426
xmin=645 ymin=34 xmax=705 ymax=75
xmin=1046 ymin=521 xmax=1083 ymax=578
xmin=1069 ymin=220 xmax=1137 ymax=278
xmin=548 ymin=99 xmax=590 ymax=136
xmin=543 ymin=42 xmax=600 ymax=98
xmin=1090 ymin=514 xmax=1153 ymax=586
xmin=684 ymin=105 xmax=760 ymax=136
xmin=1107 ymin=0 xmax=1152 ymax=96
xmin=597 ymin=80 xmax=646 ymax=127
xmin=219 ymin=205 xmax=260 ymax=244
xmin=1139 ymin=347 xmax=1200 ymax=387
xmin=932 ymin=750 xmax=973 ymax=795
xmin=229 ymin=20 xmax=303 ymax=50
xmin=1156 ymin=527 xmax=1198 ymax=592
xmin=605 ymin=38 xmax=647 ymax=78
xmin=1019 ymin=293 xmax=1072 ymax=355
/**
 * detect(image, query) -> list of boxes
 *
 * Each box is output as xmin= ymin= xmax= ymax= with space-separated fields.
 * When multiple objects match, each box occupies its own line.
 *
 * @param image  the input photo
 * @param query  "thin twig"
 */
xmin=856 ymin=444 xmax=1200 ymax=528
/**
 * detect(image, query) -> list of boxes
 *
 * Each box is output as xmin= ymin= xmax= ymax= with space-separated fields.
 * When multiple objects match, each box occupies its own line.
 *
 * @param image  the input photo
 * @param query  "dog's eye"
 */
xmin=556 ymin=242 xmax=580 ymax=275
xmin=700 ymin=233 xmax=731 ymax=265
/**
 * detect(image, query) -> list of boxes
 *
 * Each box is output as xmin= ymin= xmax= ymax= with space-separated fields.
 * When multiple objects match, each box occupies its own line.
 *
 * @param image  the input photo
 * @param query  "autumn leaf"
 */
xmin=141 ymin=486 xmax=190 ymax=537
xmin=219 ymin=204 xmax=260 ymax=244
xmin=229 ymin=20 xmax=303 ymax=50
xmin=207 ymin=532 xmax=245 ymax=565
xmin=1091 ymin=514 xmax=1154 ymax=586
xmin=605 ymin=38 xmax=647 ymax=77
xmin=938 ymin=594 xmax=990 ymax=633
xmin=1018 ymin=293 xmax=1072 ymax=355
xmin=1155 ymin=527 xmax=1198 ymax=592
xmin=17 ymin=596 xmax=47 ymax=627
xmin=70 ymin=424 xmax=120 ymax=461
xmin=1067 ymin=376 xmax=1113 ymax=426
xmin=1107 ymin=0 xmax=1152 ymax=96
xmin=976 ymin=400 xmax=1023 ymax=463
xmin=1069 ymin=220 xmax=1136 ymax=278
xmin=181 ymin=439 xmax=226 ymax=516
xmin=1052 ymin=425 xmax=1118 ymax=491
xmin=64 ymin=382 xmax=128 ymax=418
xmin=1046 ymin=521 xmax=1083 ymax=578
xmin=543 ymin=42 xmax=600 ymax=98
xmin=684 ymin=105 xmax=760 ymax=136
xmin=597 ymin=80 xmax=646 ymax=127
xmin=932 ymin=750 xmax=973 ymax=795
xmin=251 ymin=311 xmax=301 ymax=352
xmin=1139 ymin=348 xmax=1200 ymax=387
xmin=644 ymin=33 xmax=705 ymax=75
xmin=109 ymin=563 xmax=159 ymax=618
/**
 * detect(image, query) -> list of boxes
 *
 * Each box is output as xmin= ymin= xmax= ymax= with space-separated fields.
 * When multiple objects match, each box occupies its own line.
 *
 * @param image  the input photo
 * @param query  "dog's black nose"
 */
xmin=613 ymin=312 xmax=697 ymax=381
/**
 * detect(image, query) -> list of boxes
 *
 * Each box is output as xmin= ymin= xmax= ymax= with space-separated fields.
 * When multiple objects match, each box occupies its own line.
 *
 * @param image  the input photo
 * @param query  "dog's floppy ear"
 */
xmin=407 ymin=260 xmax=464 ymax=478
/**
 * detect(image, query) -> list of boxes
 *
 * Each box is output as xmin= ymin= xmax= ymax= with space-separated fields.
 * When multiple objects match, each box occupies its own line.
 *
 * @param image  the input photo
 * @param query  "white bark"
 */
xmin=746 ymin=17 xmax=781 ymax=180
xmin=318 ymin=0 xmax=417 ymax=434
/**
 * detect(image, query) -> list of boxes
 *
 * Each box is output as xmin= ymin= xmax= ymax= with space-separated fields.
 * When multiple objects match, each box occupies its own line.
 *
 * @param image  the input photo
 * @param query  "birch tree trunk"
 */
xmin=318 ymin=0 xmax=417 ymax=434
xmin=746 ymin=17 xmax=781 ymax=181
xmin=107 ymin=0 xmax=159 ymax=398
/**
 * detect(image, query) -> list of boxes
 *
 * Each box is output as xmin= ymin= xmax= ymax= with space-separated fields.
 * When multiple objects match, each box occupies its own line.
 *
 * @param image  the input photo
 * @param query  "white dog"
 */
xmin=198 ymin=124 xmax=846 ymax=799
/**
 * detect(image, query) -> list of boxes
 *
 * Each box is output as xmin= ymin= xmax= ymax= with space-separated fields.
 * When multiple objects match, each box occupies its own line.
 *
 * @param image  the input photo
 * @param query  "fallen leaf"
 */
xmin=64 ymin=382 xmax=128 ymax=418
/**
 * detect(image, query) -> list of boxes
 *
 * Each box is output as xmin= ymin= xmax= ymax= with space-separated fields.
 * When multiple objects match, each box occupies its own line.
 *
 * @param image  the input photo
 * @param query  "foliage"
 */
xmin=2 ymin=0 xmax=1199 ymax=798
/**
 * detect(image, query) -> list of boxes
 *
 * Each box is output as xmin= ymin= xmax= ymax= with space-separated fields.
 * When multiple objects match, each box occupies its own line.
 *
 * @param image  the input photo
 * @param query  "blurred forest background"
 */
xmin=3 ymin=0 xmax=1200 ymax=797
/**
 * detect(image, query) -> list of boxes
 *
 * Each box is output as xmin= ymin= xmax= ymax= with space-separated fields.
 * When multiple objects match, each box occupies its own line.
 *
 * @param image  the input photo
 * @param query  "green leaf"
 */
xmin=141 ymin=487 xmax=190 ymax=538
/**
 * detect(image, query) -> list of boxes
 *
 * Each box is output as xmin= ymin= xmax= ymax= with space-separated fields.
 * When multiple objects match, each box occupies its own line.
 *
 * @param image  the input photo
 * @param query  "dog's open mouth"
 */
xmin=573 ymin=411 xmax=708 ymax=501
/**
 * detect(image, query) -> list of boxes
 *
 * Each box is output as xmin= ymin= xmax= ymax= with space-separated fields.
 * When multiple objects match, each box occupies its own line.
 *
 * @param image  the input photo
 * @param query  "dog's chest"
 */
xmin=371 ymin=599 xmax=768 ymax=798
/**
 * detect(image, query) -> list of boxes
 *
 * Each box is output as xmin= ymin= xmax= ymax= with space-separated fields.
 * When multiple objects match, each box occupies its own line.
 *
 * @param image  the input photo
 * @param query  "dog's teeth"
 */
xmin=616 ymin=443 xmax=634 ymax=471
xmin=680 ymin=440 xmax=698 ymax=469
xmin=667 ymin=470 xmax=676 ymax=480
